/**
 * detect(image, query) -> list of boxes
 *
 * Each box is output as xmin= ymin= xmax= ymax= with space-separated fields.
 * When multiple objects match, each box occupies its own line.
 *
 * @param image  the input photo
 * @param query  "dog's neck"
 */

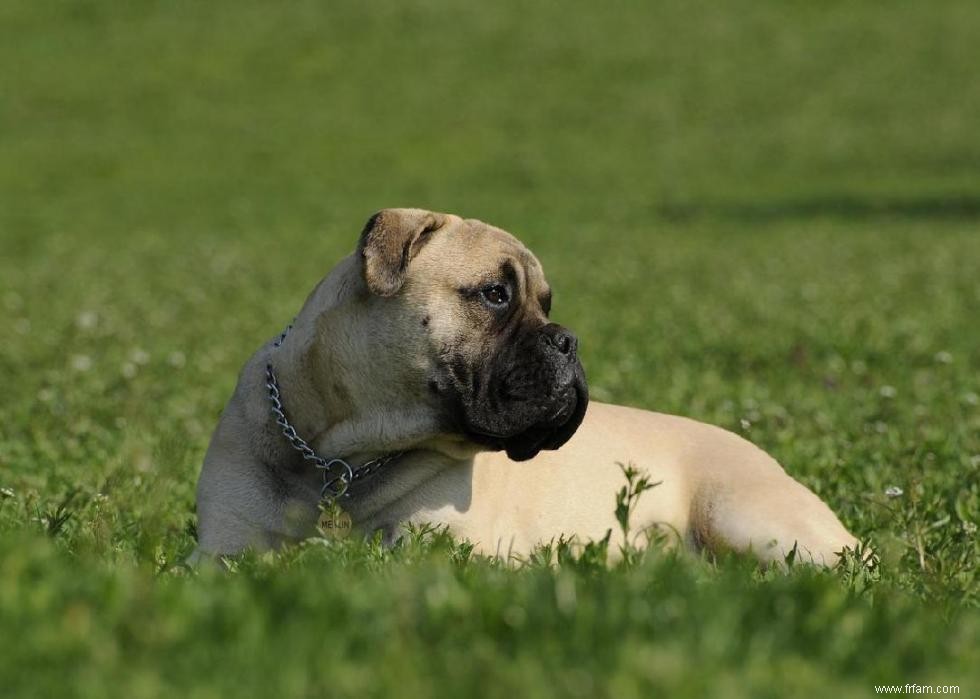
xmin=266 ymin=333 xmax=450 ymax=463
xmin=244 ymin=254 xmax=492 ymax=539
xmin=256 ymin=257 xmax=478 ymax=505
xmin=262 ymin=258 xmax=426 ymax=455
xmin=254 ymin=338 xmax=475 ymax=532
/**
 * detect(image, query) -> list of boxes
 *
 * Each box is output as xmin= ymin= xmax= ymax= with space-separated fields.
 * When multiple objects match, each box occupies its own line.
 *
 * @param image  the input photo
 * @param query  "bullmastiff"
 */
xmin=194 ymin=208 xmax=859 ymax=566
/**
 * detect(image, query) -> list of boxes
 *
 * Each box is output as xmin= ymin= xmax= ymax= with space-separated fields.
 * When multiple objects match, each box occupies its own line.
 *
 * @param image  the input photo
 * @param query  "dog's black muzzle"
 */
xmin=459 ymin=322 xmax=589 ymax=461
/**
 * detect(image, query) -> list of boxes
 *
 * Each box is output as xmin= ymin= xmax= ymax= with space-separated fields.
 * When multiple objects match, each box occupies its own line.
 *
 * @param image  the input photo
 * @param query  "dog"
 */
xmin=194 ymin=208 xmax=859 ymax=565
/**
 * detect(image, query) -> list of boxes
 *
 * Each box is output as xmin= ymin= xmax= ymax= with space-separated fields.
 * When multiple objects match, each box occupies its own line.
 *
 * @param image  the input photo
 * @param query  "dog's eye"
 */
xmin=480 ymin=284 xmax=510 ymax=307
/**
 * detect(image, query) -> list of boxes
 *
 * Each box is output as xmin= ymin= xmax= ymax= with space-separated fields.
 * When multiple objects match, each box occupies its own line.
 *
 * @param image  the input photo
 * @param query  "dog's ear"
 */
xmin=358 ymin=208 xmax=448 ymax=296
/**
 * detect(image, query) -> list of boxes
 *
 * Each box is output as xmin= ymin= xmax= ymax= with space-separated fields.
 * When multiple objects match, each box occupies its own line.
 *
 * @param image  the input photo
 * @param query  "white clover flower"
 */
xmin=884 ymin=485 xmax=903 ymax=498
xmin=934 ymin=351 xmax=953 ymax=364
xmin=131 ymin=348 xmax=150 ymax=365
xmin=963 ymin=521 xmax=977 ymax=536
xmin=75 ymin=310 xmax=98 ymax=330
xmin=70 ymin=354 xmax=93 ymax=372
xmin=879 ymin=385 xmax=897 ymax=399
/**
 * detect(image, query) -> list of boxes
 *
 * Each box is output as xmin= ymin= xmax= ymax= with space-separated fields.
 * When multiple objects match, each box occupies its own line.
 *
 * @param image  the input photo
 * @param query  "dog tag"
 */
xmin=317 ymin=503 xmax=353 ymax=539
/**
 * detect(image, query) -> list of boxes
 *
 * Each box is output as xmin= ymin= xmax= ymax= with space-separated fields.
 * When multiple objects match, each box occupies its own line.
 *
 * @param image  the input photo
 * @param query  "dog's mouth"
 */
xmin=437 ymin=321 xmax=589 ymax=462
xmin=460 ymin=373 xmax=589 ymax=461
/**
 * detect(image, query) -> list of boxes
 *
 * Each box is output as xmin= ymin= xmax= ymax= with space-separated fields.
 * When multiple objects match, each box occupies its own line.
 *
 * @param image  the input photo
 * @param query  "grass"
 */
xmin=1 ymin=1 xmax=978 ymax=696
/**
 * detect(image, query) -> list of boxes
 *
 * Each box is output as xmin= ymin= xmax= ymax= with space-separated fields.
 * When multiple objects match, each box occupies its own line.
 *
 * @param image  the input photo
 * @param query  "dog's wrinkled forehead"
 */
xmin=357 ymin=208 xmax=551 ymax=310
xmin=420 ymin=217 xmax=550 ymax=297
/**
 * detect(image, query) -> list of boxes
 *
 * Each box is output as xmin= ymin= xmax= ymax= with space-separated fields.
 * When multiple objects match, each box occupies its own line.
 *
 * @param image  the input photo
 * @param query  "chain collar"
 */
xmin=266 ymin=323 xmax=403 ymax=503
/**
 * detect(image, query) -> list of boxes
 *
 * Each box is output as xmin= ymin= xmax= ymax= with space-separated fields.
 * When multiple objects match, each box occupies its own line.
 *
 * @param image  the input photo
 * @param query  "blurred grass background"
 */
xmin=1 ymin=1 xmax=978 ymax=697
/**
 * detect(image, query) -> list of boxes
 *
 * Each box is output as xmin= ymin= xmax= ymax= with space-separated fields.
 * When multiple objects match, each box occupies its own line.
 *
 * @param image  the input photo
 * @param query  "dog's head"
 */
xmin=355 ymin=208 xmax=588 ymax=461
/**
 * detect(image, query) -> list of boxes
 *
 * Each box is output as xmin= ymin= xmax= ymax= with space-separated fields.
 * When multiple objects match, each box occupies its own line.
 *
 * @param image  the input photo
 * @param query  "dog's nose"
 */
xmin=541 ymin=324 xmax=578 ymax=358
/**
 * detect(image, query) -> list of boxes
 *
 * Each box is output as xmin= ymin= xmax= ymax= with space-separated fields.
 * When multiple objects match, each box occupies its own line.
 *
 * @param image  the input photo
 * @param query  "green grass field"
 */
xmin=1 ymin=1 xmax=978 ymax=696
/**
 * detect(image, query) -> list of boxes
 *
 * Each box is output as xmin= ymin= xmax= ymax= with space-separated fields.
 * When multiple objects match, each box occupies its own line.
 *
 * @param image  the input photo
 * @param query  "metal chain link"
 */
xmin=266 ymin=323 xmax=402 ymax=502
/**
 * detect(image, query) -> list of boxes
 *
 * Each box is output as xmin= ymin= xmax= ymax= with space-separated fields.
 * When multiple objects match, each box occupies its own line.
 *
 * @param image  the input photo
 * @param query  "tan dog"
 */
xmin=194 ymin=209 xmax=858 ymax=565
